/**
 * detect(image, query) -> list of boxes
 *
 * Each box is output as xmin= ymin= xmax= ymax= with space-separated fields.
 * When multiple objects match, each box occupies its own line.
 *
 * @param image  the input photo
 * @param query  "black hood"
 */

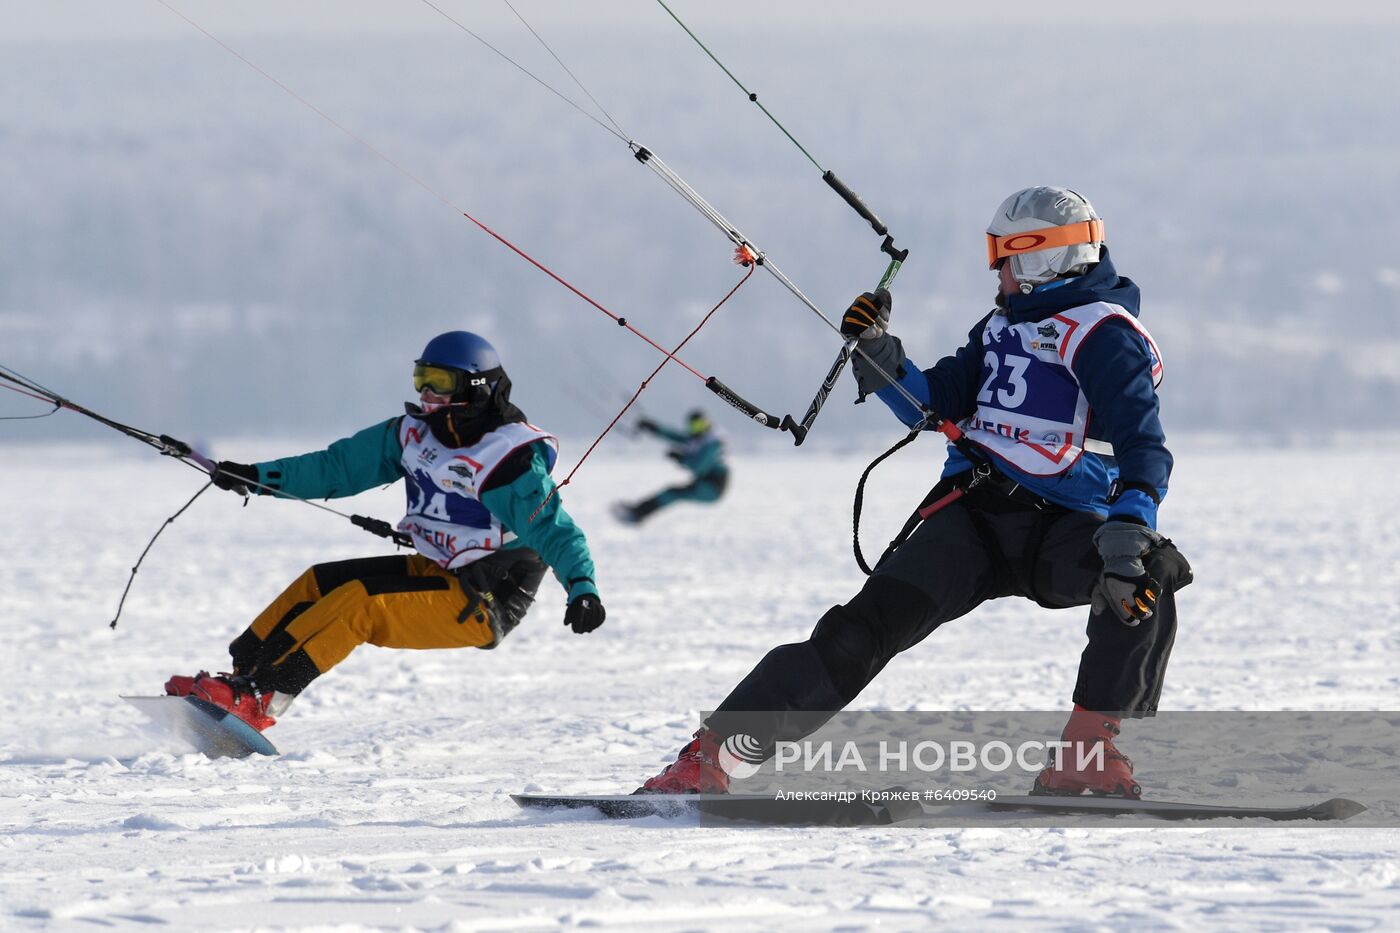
xmin=404 ymin=373 xmax=527 ymax=448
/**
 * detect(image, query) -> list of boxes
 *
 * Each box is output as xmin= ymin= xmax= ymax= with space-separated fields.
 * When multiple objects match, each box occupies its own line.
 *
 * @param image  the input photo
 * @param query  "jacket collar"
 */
xmin=1002 ymin=248 xmax=1141 ymax=323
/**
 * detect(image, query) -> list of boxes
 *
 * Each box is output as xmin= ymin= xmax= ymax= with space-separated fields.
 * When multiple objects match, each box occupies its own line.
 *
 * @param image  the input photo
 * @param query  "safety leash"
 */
xmin=850 ymin=424 xmax=997 ymax=574
xmin=108 ymin=481 xmax=213 ymax=630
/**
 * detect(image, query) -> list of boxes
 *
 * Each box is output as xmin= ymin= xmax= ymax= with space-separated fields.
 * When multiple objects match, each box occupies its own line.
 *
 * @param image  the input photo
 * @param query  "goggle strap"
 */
xmin=986 ymin=219 xmax=1104 ymax=269
xmin=460 ymin=366 xmax=503 ymax=390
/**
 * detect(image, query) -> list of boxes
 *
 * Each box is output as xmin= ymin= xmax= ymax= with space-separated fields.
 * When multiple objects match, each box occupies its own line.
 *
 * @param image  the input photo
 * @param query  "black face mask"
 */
xmin=404 ymin=373 xmax=527 ymax=448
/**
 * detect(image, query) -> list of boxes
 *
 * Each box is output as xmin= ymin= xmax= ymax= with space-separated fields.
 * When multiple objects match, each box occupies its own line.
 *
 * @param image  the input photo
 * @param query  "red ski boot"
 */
xmin=165 ymin=671 xmax=277 ymax=732
xmin=636 ymin=728 xmax=731 ymax=794
xmin=1032 ymin=705 xmax=1141 ymax=798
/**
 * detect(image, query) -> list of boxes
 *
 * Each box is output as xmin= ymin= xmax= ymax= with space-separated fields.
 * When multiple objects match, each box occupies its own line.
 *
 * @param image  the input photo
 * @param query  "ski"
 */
xmin=515 ymin=792 xmax=1367 ymax=824
xmin=986 ymin=794 xmax=1367 ymax=822
xmin=511 ymin=792 xmax=923 ymax=825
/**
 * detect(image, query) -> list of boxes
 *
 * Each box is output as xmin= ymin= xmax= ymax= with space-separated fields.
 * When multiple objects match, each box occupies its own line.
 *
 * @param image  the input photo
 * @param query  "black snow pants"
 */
xmin=706 ymin=475 xmax=1193 ymax=748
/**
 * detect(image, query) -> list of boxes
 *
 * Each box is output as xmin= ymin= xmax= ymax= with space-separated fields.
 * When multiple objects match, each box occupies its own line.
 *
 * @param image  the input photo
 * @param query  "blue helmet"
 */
xmin=417 ymin=331 xmax=502 ymax=375
xmin=413 ymin=331 xmax=506 ymax=404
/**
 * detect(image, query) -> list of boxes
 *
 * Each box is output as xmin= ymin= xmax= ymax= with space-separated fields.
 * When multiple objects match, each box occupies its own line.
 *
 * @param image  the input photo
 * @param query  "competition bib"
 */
xmin=396 ymin=417 xmax=558 ymax=569
xmin=961 ymin=301 xmax=1162 ymax=476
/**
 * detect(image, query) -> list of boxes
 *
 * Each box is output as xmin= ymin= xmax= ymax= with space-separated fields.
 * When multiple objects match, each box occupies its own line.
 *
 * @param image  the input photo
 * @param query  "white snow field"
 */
xmin=3 ymin=437 xmax=1399 ymax=930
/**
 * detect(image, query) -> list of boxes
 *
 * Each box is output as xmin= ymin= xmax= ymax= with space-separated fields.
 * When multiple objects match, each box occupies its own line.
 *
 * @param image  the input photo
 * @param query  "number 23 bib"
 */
xmin=963 ymin=301 xmax=1162 ymax=476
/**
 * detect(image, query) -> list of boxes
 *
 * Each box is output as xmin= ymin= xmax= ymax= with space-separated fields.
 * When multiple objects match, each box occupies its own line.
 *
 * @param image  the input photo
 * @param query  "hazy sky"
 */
xmin=8 ymin=0 xmax=1400 ymax=42
xmin=5 ymin=1 xmax=1398 ymax=441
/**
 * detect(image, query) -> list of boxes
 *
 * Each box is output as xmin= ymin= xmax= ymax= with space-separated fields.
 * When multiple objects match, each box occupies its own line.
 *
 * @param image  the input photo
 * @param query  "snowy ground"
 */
xmin=3 ymin=435 xmax=1399 ymax=930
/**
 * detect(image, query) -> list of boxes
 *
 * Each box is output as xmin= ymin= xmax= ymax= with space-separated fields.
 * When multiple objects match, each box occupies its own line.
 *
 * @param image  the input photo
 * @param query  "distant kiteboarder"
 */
xmin=613 ymin=410 xmax=728 ymax=525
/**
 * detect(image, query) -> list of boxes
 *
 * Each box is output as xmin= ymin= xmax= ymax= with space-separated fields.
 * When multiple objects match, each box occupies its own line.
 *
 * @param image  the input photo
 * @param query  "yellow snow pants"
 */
xmin=227 ymin=554 xmax=494 ymax=695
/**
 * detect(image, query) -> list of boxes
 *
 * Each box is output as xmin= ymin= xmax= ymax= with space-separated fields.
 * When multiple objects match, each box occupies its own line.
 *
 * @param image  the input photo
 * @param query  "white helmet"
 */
xmin=986 ymin=186 xmax=1104 ymax=292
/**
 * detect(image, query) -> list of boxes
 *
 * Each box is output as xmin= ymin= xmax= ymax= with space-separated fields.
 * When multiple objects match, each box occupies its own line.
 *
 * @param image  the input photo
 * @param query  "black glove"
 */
xmin=636 ymin=418 xmax=658 ymax=434
xmin=666 ymin=450 xmax=685 ymax=463
xmin=563 ymin=594 xmax=606 ymax=634
xmin=850 ymin=333 xmax=906 ymax=397
xmin=212 ymin=461 xmax=259 ymax=495
xmin=840 ymin=288 xmax=892 ymax=341
xmin=1091 ymin=521 xmax=1165 ymax=626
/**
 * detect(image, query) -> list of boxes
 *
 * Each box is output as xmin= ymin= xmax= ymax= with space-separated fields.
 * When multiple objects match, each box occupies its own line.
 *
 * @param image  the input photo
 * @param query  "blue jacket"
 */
xmin=874 ymin=250 xmax=1171 ymax=527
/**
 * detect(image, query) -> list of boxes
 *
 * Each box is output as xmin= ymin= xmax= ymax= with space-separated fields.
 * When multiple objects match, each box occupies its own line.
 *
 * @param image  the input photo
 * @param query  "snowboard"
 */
xmin=122 ymin=695 xmax=279 ymax=759
xmin=514 ymin=792 xmax=1366 ymax=824
xmin=512 ymin=792 xmax=923 ymax=825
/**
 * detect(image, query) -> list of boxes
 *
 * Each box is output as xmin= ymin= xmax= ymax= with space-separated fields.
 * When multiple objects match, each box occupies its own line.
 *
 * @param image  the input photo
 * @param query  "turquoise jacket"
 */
xmin=246 ymin=418 xmax=598 ymax=601
xmin=651 ymin=425 xmax=727 ymax=479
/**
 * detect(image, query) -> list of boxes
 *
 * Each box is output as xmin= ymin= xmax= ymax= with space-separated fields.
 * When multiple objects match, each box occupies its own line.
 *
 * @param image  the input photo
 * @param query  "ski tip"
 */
xmin=122 ymin=693 xmax=279 ymax=758
xmin=511 ymin=792 xmax=704 ymax=820
xmin=1311 ymin=798 xmax=1368 ymax=821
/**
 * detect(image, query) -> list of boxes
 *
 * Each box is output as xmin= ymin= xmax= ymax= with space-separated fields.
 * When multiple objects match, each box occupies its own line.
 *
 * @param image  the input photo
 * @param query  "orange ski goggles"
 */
xmin=986 ymin=218 xmax=1104 ymax=269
